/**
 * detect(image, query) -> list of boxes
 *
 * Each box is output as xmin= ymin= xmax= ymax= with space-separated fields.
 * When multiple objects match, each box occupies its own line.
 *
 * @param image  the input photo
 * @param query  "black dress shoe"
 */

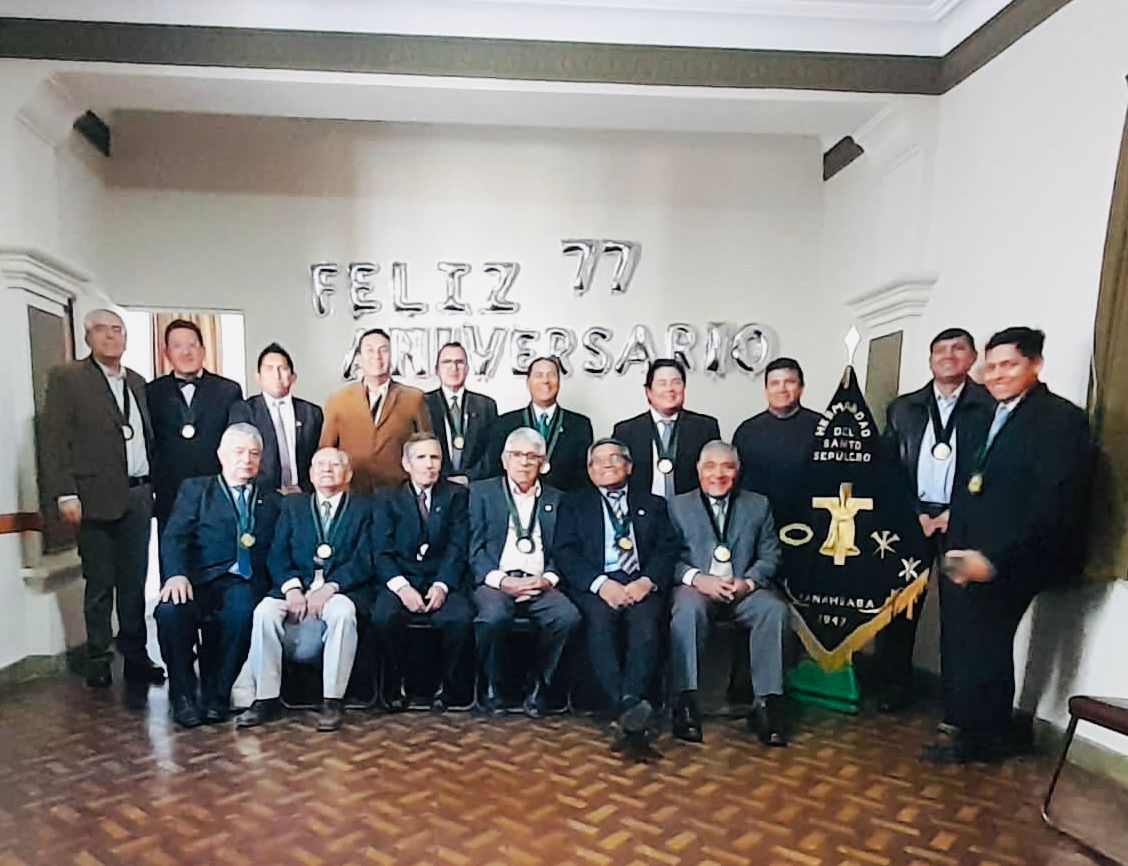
xmin=481 ymin=684 xmax=511 ymax=717
xmin=235 ymin=699 xmax=281 ymax=729
xmin=85 ymin=669 xmax=112 ymax=689
xmin=431 ymin=684 xmax=450 ymax=713
xmin=618 ymin=697 xmax=653 ymax=735
xmin=748 ymin=695 xmax=789 ymax=747
xmin=671 ymin=697 xmax=704 ymax=743
xmin=203 ymin=704 xmax=230 ymax=725
xmin=123 ymin=657 xmax=166 ymax=686
xmin=381 ymin=679 xmax=409 ymax=713
xmin=317 ymin=699 xmax=344 ymax=732
xmin=172 ymin=695 xmax=203 ymax=728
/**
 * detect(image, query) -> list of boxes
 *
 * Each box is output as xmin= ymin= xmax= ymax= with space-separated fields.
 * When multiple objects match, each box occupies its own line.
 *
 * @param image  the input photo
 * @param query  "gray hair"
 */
xmin=83 ymin=308 xmax=124 ymax=333
xmin=697 ymin=439 xmax=740 ymax=467
xmin=587 ymin=437 xmax=632 ymax=465
xmin=220 ymin=422 xmax=264 ymax=451
xmin=503 ymin=426 xmax=547 ymax=456
xmin=402 ymin=431 xmax=441 ymax=461
xmin=312 ymin=446 xmax=350 ymax=467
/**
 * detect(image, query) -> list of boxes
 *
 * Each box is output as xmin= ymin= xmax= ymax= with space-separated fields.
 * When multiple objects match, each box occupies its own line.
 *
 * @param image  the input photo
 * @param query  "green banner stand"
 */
xmin=786 ymin=659 xmax=860 ymax=714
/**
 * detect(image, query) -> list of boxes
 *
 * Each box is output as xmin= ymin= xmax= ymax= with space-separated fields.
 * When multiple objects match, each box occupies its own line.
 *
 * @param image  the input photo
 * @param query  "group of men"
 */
xmin=43 ymin=312 xmax=1090 ymax=763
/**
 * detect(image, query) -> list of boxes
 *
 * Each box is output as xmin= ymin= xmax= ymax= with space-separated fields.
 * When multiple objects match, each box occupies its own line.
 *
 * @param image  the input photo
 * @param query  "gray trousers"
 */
xmin=473 ymin=585 xmax=581 ymax=687
xmin=670 ymin=584 xmax=786 ymax=697
xmin=249 ymin=595 xmax=358 ymax=701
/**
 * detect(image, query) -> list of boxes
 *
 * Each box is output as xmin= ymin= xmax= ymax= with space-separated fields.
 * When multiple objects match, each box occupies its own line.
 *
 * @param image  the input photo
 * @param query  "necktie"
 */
xmin=712 ymin=497 xmax=726 ymax=525
xmin=417 ymin=488 xmax=430 ymax=523
xmin=608 ymin=491 xmax=639 ymax=575
xmin=536 ymin=412 xmax=549 ymax=438
xmin=659 ymin=419 xmax=675 ymax=501
xmin=274 ymin=401 xmax=294 ymax=488
xmin=320 ymin=498 xmax=332 ymax=533
xmin=450 ymin=395 xmax=463 ymax=472
xmin=986 ymin=404 xmax=1011 ymax=448
xmin=235 ymin=485 xmax=252 ymax=578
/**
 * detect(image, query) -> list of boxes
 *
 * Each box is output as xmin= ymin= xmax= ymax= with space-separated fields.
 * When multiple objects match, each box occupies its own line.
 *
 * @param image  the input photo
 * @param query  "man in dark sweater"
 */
xmin=732 ymin=357 xmax=821 ymax=527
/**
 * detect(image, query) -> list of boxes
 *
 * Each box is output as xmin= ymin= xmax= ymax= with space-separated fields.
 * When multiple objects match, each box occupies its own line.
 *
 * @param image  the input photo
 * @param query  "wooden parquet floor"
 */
xmin=0 ymin=674 xmax=1112 ymax=866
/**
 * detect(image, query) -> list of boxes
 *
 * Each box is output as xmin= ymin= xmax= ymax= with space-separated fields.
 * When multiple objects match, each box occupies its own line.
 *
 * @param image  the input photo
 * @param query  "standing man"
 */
xmin=237 ymin=448 xmax=372 ymax=733
xmin=369 ymin=433 xmax=474 ymax=712
xmin=488 ymin=357 xmax=594 ymax=493
xmin=877 ymin=328 xmax=994 ymax=713
xmin=732 ymin=357 xmax=822 ymax=527
xmin=155 ymin=423 xmax=281 ymax=727
xmin=612 ymin=358 xmax=720 ymax=502
xmin=321 ymin=328 xmax=431 ymax=495
xmin=469 ymin=427 xmax=581 ymax=717
xmin=668 ymin=441 xmax=788 ymax=746
xmin=554 ymin=438 xmax=681 ymax=747
xmin=147 ymin=318 xmax=243 ymax=530
xmin=424 ymin=341 xmax=498 ymax=485
xmin=927 ymin=327 xmax=1090 ymax=764
xmin=229 ymin=342 xmax=323 ymax=494
xmin=42 ymin=309 xmax=164 ymax=688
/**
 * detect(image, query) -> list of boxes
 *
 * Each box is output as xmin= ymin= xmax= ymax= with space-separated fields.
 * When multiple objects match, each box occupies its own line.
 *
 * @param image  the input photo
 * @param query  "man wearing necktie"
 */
xmin=369 ymin=433 xmax=473 ymax=712
xmin=877 ymin=328 xmax=995 ymax=714
xmin=237 ymin=448 xmax=372 ymax=732
xmin=146 ymin=319 xmax=243 ymax=532
xmin=488 ymin=356 xmax=594 ymax=492
xmin=612 ymin=358 xmax=721 ymax=503
xmin=926 ymin=327 xmax=1091 ymax=764
xmin=554 ymin=438 xmax=681 ymax=750
xmin=321 ymin=328 xmax=431 ymax=495
xmin=424 ymin=341 xmax=498 ymax=485
xmin=667 ymin=441 xmax=787 ymax=745
xmin=156 ymin=423 xmax=281 ymax=728
xmin=42 ymin=309 xmax=165 ymax=689
xmin=229 ymin=343 xmax=323 ymax=495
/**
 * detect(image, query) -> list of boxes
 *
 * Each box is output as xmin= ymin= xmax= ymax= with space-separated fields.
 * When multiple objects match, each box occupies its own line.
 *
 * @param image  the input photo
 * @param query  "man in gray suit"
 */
xmin=469 ymin=427 xmax=581 ymax=717
xmin=668 ymin=440 xmax=788 ymax=746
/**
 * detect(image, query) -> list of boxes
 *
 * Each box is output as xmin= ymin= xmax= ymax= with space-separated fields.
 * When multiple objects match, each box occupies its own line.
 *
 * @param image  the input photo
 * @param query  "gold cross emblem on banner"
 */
xmin=812 ymin=483 xmax=874 ymax=565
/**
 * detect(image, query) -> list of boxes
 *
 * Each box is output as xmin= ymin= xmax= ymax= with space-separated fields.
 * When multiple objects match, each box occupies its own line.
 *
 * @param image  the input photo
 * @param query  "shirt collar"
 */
xmin=367 ymin=381 xmax=389 ymax=406
xmin=269 ymin=393 xmax=294 ymax=409
xmin=999 ymin=393 xmax=1025 ymax=413
xmin=932 ymin=382 xmax=965 ymax=404
xmin=441 ymin=385 xmax=465 ymax=404
xmin=411 ymin=482 xmax=432 ymax=498
xmin=175 ymin=370 xmax=203 ymax=383
xmin=94 ymin=359 xmax=125 ymax=381
xmin=532 ymin=402 xmax=557 ymax=420
xmin=317 ymin=490 xmax=344 ymax=510
xmin=222 ymin=474 xmax=251 ymax=492
xmin=601 ymin=485 xmax=628 ymax=500
xmin=650 ymin=407 xmax=680 ymax=424
xmin=509 ymin=479 xmax=541 ymax=498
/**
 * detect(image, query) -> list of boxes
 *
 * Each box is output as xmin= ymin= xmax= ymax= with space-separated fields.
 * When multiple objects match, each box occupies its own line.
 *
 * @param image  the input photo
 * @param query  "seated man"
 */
xmin=370 ymin=433 xmax=474 ymax=711
xmin=668 ymin=440 xmax=788 ymax=746
xmin=156 ymin=423 xmax=281 ymax=728
xmin=469 ymin=427 xmax=581 ymax=717
xmin=554 ymin=438 xmax=680 ymax=746
xmin=237 ymin=447 xmax=373 ymax=732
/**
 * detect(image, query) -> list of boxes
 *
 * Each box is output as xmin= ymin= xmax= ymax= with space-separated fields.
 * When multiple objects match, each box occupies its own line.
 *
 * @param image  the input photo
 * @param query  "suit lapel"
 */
xmin=375 ymin=382 xmax=402 ymax=435
xmin=84 ymin=358 xmax=124 ymax=429
xmin=539 ymin=492 xmax=558 ymax=548
xmin=426 ymin=484 xmax=445 ymax=540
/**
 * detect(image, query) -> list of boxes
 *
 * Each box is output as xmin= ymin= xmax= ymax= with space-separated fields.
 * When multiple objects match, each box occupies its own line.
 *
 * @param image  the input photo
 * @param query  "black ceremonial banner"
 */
xmin=780 ymin=367 xmax=928 ymax=670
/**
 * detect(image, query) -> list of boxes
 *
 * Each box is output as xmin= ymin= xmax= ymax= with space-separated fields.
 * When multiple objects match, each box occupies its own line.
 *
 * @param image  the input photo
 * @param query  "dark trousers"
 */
xmin=155 ymin=575 xmax=257 ymax=709
xmin=874 ymin=501 xmax=947 ymax=694
xmin=939 ymin=573 xmax=1038 ymax=746
xmin=76 ymin=483 xmax=153 ymax=673
xmin=473 ymin=585 xmax=582 ymax=688
xmin=370 ymin=588 xmax=474 ymax=685
xmin=573 ymin=585 xmax=662 ymax=709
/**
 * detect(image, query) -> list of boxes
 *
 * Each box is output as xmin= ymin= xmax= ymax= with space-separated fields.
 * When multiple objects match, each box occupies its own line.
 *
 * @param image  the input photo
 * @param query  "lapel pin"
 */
xmin=637 ymin=509 xmax=646 ymax=516
xmin=544 ymin=504 xmax=553 ymax=512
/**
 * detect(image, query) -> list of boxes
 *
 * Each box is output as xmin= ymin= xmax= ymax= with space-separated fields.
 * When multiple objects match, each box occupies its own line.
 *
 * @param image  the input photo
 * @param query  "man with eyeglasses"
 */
xmin=469 ymin=427 xmax=581 ymax=717
xmin=424 ymin=342 xmax=498 ymax=486
xmin=554 ymin=438 xmax=681 ymax=750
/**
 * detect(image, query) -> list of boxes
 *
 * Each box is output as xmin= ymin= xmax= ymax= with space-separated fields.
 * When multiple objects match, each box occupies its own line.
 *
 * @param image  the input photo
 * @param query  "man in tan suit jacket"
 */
xmin=42 ymin=309 xmax=165 ymax=688
xmin=321 ymin=328 xmax=431 ymax=494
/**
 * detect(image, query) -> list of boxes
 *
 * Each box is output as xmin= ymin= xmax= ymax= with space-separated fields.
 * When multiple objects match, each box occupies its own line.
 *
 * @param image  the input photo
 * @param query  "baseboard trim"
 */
xmin=0 ymin=645 xmax=84 ymax=690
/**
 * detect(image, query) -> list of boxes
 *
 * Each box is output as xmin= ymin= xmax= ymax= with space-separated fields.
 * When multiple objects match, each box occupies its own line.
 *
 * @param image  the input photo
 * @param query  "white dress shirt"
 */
xmin=175 ymin=372 xmax=201 ymax=406
xmin=98 ymin=360 xmax=150 ymax=479
xmin=367 ymin=380 xmax=390 ymax=426
xmin=441 ymin=385 xmax=467 ymax=471
xmin=280 ymin=491 xmax=345 ymax=595
xmin=268 ymin=393 xmax=299 ymax=488
xmin=484 ymin=480 xmax=559 ymax=591
xmin=589 ymin=487 xmax=644 ymax=594
xmin=916 ymin=383 xmax=964 ymax=504
xmin=682 ymin=494 xmax=746 ymax=587
xmin=649 ymin=408 xmax=679 ymax=498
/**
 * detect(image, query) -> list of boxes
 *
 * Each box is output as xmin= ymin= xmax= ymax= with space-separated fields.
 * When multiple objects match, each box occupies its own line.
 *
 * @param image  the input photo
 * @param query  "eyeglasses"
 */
xmin=505 ymin=450 xmax=544 ymax=463
xmin=590 ymin=455 xmax=627 ymax=467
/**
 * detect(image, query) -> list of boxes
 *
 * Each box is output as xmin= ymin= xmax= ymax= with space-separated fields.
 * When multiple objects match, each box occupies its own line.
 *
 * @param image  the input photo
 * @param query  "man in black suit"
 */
xmin=488 ymin=356 xmax=594 ymax=492
xmin=370 ymin=433 xmax=474 ymax=712
xmin=612 ymin=358 xmax=720 ymax=502
xmin=237 ymin=447 xmax=372 ymax=732
xmin=425 ymin=341 xmax=498 ymax=485
xmin=229 ymin=342 xmax=323 ymax=494
xmin=554 ymin=438 xmax=681 ymax=746
xmin=876 ymin=328 xmax=995 ymax=713
xmin=469 ymin=427 xmax=581 ymax=717
xmin=926 ymin=327 xmax=1090 ymax=764
xmin=147 ymin=318 xmax=243 ymax=529
xmin=155 ymin=423 xmax=281 ymax=728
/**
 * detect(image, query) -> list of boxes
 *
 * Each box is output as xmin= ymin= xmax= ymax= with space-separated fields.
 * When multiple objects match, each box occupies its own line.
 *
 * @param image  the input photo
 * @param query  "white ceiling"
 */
xmin=1 ymin=0 xmax=1014 ymax=56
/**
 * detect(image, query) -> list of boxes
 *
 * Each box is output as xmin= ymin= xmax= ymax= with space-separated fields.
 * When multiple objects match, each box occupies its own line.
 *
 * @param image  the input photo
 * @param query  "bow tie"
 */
xmin=176 ymin=375 xmax=201 ymax=388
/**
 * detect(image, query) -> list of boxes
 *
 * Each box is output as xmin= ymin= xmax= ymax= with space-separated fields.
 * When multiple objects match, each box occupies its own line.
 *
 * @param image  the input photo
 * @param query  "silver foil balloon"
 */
xmin=480 ymin=262 xmax=521 ymax=314
xmin=613 ymin=324 xmax=656 ymax=376
xmin=391 ymin=261 xmax=428 ymax=316
xmin=703 ymin=322 xmax=733 ymax=375
xmin=600 ymin=240 xmax=641 ymax=294
xmin=580 ymin=326 xmax=614 ymax=376
xmin=509 ymin=329 xmax=540 ymax=375
xmin=433 ymin=326 xmax=462 ymax=354
xmin=731 ymin=323 xmax=775 ymax=374
xmin=561 ymin=239 xmax=601 ymax=296
xmin=666 ymin=323 xmax=697 ymax=372
xmin=436 ymin=262 xmax=472 ymax=314
xmin=348 ymin=262 xmax=381 ymax=319
xmin=463 ymin=325 xmax=507 ymax=379
xmin=391 ymin=328 xmax=429 ymax=378
xmin=542 ymin=327 xmax=577 ymax=376
xmin=310 ymin=262 xmax=339 ymax=318
xmin=340 ymin=327 xmax=365 ymax=380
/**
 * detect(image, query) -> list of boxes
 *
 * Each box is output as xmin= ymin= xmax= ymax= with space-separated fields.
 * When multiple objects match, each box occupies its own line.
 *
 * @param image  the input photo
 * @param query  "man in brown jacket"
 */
xmin=42 ymin=309 xmax=165 ymax=688
xmin=321 ymin=328 xmax=431 ymax=494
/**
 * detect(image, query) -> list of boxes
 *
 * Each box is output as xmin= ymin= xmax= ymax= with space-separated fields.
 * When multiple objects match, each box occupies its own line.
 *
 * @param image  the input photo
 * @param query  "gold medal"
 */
xmin=516 ymin=537 xmax=535 ymax=554
xmin=617 ymin=536 xmax=634 ymax=552
xmin=932 ymin=442 xmax=952 ymax=461
xmin=316 ymin=543 xmax=333 ymax=560
xmin=968 ymin=473 xmax=983 ymax=495
xmin=181 ymin=423 xmax=196 ymax=439
xmin=657 ymin=457 xmax=674 ymax=475
xmin=713 ymin=544 xmax=732 ymax=563
xmin=122 ymin=424 xmax=135 ymax=441
xmin=452 ymin=435 xmax=465 ymax=450
xmin=240 ymin=532 xmax=256 ymax=548
xmin=539 ymin=460 xmax=551 ymax=475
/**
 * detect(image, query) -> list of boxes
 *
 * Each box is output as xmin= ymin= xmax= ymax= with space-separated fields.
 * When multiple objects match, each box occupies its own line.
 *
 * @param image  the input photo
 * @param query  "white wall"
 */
xmin=99 ymin=115 xmax=837 ymax=439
